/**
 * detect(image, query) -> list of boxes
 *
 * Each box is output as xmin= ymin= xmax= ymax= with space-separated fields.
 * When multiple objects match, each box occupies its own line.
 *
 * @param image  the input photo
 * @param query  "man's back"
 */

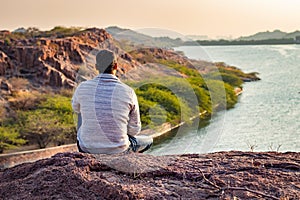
xmin=72 ymin=73 xmax=141 ymax=154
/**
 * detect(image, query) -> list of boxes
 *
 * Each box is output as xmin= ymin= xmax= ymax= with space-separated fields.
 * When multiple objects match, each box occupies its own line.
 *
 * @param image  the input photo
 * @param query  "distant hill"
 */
xmin=106 ymin=26 xmax=184 ymax=48
xmin=135 ymin=28 xmax=185 ymax=40
xmin=106 ymin=26 xmax=153 ymax=44
xmin=107 ymin=27 xmax=300 ymax=46
xmin=285 ymin=30 xmax=300 ymax=39
xmin=238 ymin=30 xmax=300 ymax=41
xmin=190 ymin=29 xmax=300 ymax=46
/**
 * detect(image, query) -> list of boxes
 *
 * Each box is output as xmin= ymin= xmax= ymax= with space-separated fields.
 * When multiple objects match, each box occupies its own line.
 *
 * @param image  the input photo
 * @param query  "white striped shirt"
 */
xmin=72 ymin=73 xmax=141 ymax=154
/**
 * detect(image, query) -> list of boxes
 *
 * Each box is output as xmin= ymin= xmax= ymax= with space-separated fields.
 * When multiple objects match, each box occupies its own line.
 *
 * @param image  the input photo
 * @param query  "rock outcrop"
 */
xmin=0 ymin=151 xmax=299 ymax=199
xmin=0 ymin=28 xmax=138 ymax=88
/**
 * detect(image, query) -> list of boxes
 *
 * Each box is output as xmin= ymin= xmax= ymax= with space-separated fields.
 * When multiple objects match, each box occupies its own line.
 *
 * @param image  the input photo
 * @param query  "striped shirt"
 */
xmin=72 ymin=73 xmax=141 ymax=154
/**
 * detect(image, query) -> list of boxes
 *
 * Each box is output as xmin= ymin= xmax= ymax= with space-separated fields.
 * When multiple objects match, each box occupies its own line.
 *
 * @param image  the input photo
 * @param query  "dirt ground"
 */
xmin=1 ymin=151 xmax=299 ymax=199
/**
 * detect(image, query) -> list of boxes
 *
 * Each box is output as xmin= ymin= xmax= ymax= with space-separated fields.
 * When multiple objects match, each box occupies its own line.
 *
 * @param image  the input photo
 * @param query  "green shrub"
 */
xmin=4 ymin=38 xmax=11 ymax=46
xmin=0 ymin=127 xmax=26 ymax=153
xmin=191 ymin=85 xmax=212 ymax=113
xmin=0 ymin=102 xmax=7 ymax=124
xmin=16 ymin=94 xmax=76 ymax=148
xmin=44 ymin=26 xmax=83 ymax=37
xmin=205 ymin=80 xmax=237 ymax=110
xmin=205 ymin=71 xmax=243 ymax=87
xmin=8 ymin=91 xmax=44 ymax=110
xmin=158 ymin=60 xmax=201 ymax=77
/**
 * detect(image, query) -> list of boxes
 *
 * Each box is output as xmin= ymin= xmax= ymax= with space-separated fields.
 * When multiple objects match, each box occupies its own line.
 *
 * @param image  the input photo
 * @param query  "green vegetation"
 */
xmin=17 ymin=94 xmax=76 ymax=148
xmin=134 ymin=80 xmax=195 ymax=127
xmin=0 ymin=26 xmax=83 ymax=41
xmin=4 ymin=38 xmax=11 ymax=46
xmin=42 ymin=26 xmax=83 ymax=38
xmin=215 ymin=62 xmax=260 ymax=81
xmin=0 ymin=58 xmax=251 ymax=152
xmin=158 ymin=60 xmax=238 ymax=109
xmin=206 ymin=80 xmax=237 ymax=109
xmin=1 ymin=57 xmax=244 ymax=148
xmin=0 ymin=28 xmax=258 ymax=152
xmin=126 ymin=59 xmax=248 ymax=128
xmin=1 ymin=92 xmax=76 ymax=152
xmin=0 ymin=127 xmax=26 ymax=153
xmin=204 ymin=71 xmax=243 ymax=87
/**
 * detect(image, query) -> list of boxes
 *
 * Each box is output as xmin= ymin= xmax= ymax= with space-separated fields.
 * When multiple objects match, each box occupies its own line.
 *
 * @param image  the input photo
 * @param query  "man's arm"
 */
xmin=72 ymin=87 xmax=81 ymax=113
xmin=127 ymin=91 xmax=141 ymax=136
xmin=77 ymin=113 xmax=82 ymax=130
xmin=72 ymin=88 xmax=81 ymax=130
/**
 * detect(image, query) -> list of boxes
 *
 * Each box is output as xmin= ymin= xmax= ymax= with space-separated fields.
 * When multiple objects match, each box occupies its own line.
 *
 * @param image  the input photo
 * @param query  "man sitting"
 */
xmin=72 ymin=49 xmax=153 ymax=154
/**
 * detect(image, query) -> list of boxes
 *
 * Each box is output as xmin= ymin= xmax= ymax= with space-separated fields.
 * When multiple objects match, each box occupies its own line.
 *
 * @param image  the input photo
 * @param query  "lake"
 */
xmin=149 ymin=45 xmax=300 ymax=155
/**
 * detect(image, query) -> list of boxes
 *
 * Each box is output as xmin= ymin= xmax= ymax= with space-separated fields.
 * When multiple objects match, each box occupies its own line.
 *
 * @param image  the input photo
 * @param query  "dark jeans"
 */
xmin=77 ymin=135 xmax=153 ymax=154
xmin=128 ymin=135 xmax=153 ymax=153
xmin=77 ymin=140 xmax=86 ymax=153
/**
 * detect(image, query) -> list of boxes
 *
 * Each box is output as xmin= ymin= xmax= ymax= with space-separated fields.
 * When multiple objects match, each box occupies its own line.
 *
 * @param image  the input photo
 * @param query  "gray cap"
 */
xmin=95 ymin=50 xmax=116 ymax=72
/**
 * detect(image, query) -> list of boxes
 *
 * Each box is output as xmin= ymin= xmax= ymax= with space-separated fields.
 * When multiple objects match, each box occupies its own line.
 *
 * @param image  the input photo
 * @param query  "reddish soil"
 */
xmin=0 ymin=151 xmax=299 ymax=199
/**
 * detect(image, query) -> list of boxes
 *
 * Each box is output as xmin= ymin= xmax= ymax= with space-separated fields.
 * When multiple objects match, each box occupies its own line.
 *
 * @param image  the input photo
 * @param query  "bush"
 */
xmin=137 ymin=88 xmax=180 ymax=117
xmin=9 ymin=77 xmax=30 ymax=91
xmin=205 ymin=71 xmax=243 ymax=87
xmin=137 ymin=96 xmax=155 ymax=127
xmin=134 ymin=78 xmax=198 ymax=126
xmin=0 ymin=102 xmax=7 ymax=124
xmin=8 ymin=91 xmax=44 ymax=110
xmin=205 ymin=80 xmax=237 ymax=110
xmin=18 ymin=110 xmax=62 ymax=148
xmin=16 ymin=94 xmax=76 ymax=148
xmin=0 ymin=127 xmax=26 ymax=153
xmin=0 ymin=92 xmax=76 ymax=152
xmin=158 ymin=60 xmax=201 ymax=77
xmin=44 ymin=26 xmax=83 ymax=37
xmin=59 ymin=89 xmax=74 ymax=98
xmin=191 ymin=85 xmax=212 ymax=113
xmin=4 ymin=38 xmax=11 ymax=46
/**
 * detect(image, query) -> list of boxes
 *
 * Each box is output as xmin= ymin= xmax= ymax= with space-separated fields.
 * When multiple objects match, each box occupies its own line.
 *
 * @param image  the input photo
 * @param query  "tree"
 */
xmin=18 ymin=110 xmax=63 ymax=148
xmin=0 ymin=127 xmax=26 ymax=153
xmin=17 ymin=94 xmax=76 ymax=148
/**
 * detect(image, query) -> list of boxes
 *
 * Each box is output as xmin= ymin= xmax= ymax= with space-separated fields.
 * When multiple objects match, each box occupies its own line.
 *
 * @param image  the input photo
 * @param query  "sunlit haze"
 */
xmin=0 ymin=0 xmax=299 ymax=38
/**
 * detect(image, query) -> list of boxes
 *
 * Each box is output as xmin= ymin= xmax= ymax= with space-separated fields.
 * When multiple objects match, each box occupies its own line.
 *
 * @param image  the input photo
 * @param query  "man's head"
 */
xmin=96 ymin=50 xmax=117 ymax=74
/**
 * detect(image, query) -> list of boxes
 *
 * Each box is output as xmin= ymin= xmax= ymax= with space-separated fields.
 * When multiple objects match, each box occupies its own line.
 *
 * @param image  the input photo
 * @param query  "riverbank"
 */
xmin=0 ymin=109 xmax=209 ymax=169
xmin=1 ymin=151 xmax=299 ymax=199
xmin=0 ymin=119 xmax=193 ymax=168
xmin=0 ymin=81 xmax=243 ymax=169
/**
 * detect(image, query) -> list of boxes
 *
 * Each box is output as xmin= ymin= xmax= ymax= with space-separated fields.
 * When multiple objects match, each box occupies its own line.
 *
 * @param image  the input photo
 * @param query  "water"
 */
xmin=149 ymin=45 xmax=300 ymax=155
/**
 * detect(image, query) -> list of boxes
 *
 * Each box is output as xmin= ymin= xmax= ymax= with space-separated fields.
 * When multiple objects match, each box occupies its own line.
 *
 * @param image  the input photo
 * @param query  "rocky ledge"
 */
xmin=0 ymin=151 xmax=299 ymax=199
xmin=0 ymin=28 xmax=138 ymax=88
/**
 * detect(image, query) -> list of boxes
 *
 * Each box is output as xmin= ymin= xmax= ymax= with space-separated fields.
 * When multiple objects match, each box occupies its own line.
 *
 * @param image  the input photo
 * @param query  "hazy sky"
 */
xmin=0 ymin=0 xmax=299 ymax=38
